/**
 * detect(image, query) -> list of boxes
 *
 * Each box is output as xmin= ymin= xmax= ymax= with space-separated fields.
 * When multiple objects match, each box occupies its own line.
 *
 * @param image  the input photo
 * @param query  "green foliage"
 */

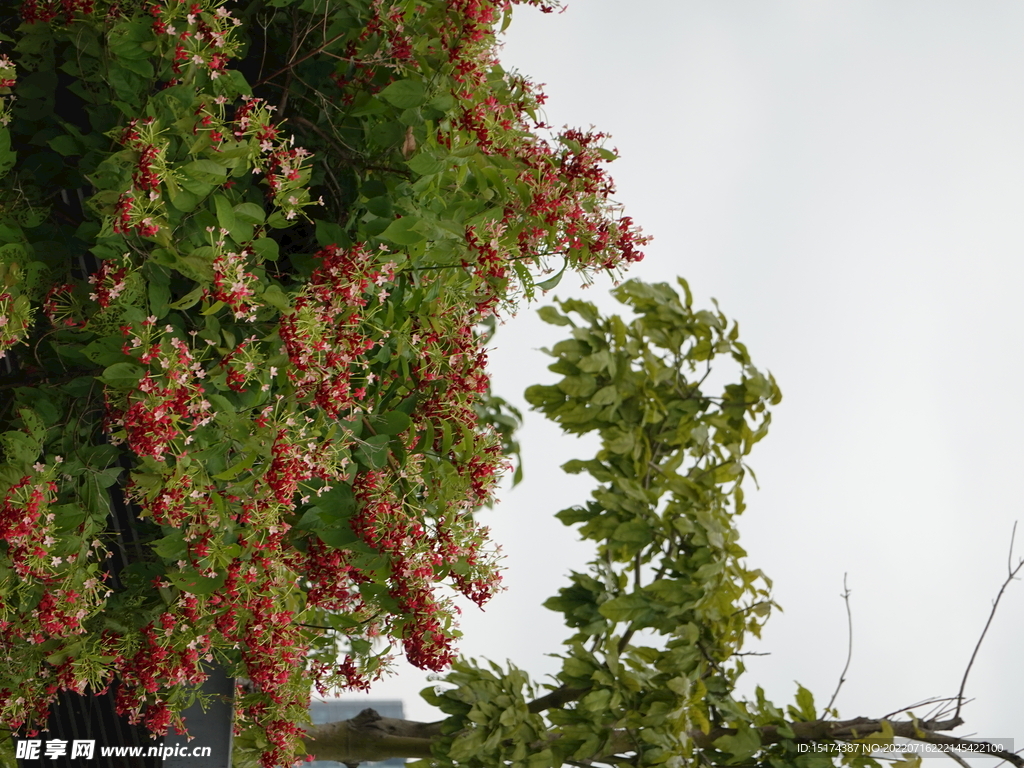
xmin=420 ymin=281 xmax=883 ymax=768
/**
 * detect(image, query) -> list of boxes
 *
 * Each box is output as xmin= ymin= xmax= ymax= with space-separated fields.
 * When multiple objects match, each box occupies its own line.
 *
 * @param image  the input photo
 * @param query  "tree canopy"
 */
xmin=0 ymin=1 xmax=1018 ymax=767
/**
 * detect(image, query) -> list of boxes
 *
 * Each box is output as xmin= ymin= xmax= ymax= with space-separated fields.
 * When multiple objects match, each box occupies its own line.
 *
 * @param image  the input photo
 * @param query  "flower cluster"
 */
xmin=359 ymin=0 xmax=647 ymax=300
xmin=0 ymin=473 xmax=61 ymax=582
xmin=0 ymin=0 xmax=645 ymax=763
xmin=206 ymin=230 xmax=262 ymax=322
xmin=0 ymin=290 xmax=32 ymax=360
xmin=18 ymin=0 xmax=94 ymax=24
xmin=112 ymin=350 xmax=353 ymax=760
xmin=216 ymin=334 xmax=265 ymax=392
xmin=0 ymin=53 xmax=15 ymax=127
xmin=279 ymin=244 xmax=395 ymax=418
xmin=110 ymin=119 xmax=169 ymax=237
xmin=453 ymin=88 xmax=649 ymax=278
xmin=42 ymin=283 xmax=84 ymax=328
xmin=106 ymin=323 xmax=214 ymax=461
xmin=148 ymin=0 xmax=243 ymax=81
xmin=87 ymin=253 xmax=134 ymax=309
xmin=0 ymin=460 xmax=113 ymax=728
xmin=192 ymin=94 xmax=319 ymax=222
xmin=348 ymin=470 xmax=461 ymax=671
xmin=233 ymin=96 xmax=317 ymax=220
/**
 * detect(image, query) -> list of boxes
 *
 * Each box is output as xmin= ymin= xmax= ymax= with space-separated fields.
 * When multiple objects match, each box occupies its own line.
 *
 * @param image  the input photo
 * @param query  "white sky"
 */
xmin=336 ymin=2 xmax=1024 ymax=759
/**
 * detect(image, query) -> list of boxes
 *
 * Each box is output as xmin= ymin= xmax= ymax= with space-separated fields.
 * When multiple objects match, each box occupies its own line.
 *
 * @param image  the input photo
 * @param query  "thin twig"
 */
xmin=727 ymin=600 xmax=772 ymax=619
xmin=955 ymin=521 xmax=1024 ymax=720
xmin=883 ymin=696 xmax=960 ymax=722
xmin=254 ymin=30 xmax=348 ymax=88
xmin=826 ymin=573 xmax=854 ymax=714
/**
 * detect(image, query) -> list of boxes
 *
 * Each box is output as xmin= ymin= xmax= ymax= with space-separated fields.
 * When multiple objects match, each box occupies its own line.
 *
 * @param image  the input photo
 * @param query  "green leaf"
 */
xmin=380 ymin=216 xmax=426 ymax=246
xmin=407 ymin=152 xmax=445 ymax=176
xmin=0 ymin=430 xmax=39 ymax=464
xmin=538 ymin=305 xmax=572 ymax=326
xmin=0 ymin=130 xmax=14 ymax=179
xmin=791 ymin=683 xmax=817 ymax=721
xmin=315 ymin=218 xmax=346 ymax=248
xmin=379 ymin=79 xmax=427 ymax=109
xmin=315 ymin=484 xmax=356 ymax=525
xmin=555 ymin=506 xmax=598 ymax=525
xmin=266 ymin=211 xmax=293 ymax=229
xmin=612 ymin=520 xmax=653 ymax=545
xmin=598 ymin=593 xmax=649 ymax=623
xmin=148 ymin=273 xmax=171 ymax=318
xmin=82 ymin=337 xmax=129 ymax=366
xmin=183 ymin=159 xmax=228 ymax=182
xmin=377 ymin=410 xmax=412 ymax=436
xmin=167 ymin=285 xmax=205 ymax=310
xmin=167 ymin=185 xmax=201 ymax=212
xmin=100 ymin=362 xmax=145 ymax=389
xmin=214 ymin=194 xmax=236 ymax=233
xmin=212 ymin=450 xmax=257 ymax=481
xmin=558 ymin=374 xmax=597 ymax=399
xmin=580 ymin=689 xmax=611 ymax=712
xmin=348 ymin=96 xmax=390 ymax=117
xmin=233 ymin=202 xmax=266 ymax=225
xmin=356 ymin=434 xmax=391 ymax=469
xmin=713 ymin=722 xmax=761 ymax=761
xmin=317 ymin=526 xmax=360 ymax=549
xmin=151 ymin=531 xmax=187 ymax=560
xmin=47 ymin=135 xmax=80 ymax=156
xmin=177 ymin=246 xmax=216 ymax=282
xmin=251 ymin=237 xmax=279 ymax=262
xmin=536 ymin=260 xmax=568 ymax=291
xmin=262 ymin=283 xmax=291 ymax=312
xmin=168 ymin=570 xmax=226 ymax=595
xmin=364 ymin=196 xmax=393 ymax=218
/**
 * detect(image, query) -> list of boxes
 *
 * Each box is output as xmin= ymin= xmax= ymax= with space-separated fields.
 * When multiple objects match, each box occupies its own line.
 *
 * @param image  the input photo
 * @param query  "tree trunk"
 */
xmin=300 ymin=709 xmax=442 ymax=764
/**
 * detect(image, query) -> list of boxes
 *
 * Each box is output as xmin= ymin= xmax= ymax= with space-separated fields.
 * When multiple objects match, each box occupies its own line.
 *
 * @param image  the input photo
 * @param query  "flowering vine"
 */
xmin=0 ymin=0 xmax=646 ymax=764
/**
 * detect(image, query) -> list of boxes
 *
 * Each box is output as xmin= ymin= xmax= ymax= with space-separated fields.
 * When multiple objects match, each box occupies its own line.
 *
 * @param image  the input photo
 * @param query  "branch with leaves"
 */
xmin=292 ymin=280 xmax=1022 ymax=768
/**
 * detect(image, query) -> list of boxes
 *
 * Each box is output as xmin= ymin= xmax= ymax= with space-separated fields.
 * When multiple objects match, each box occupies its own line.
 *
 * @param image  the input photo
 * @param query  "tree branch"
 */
xmin=526 ymin=685 xmax=588 ymax=714
xmin=955 ymin=521 xmax=1023 ymax=720
xmin=300 ymin=708 xmax=442 ymax=764
xmin=825 ymin=573 xmax=853 ymax=715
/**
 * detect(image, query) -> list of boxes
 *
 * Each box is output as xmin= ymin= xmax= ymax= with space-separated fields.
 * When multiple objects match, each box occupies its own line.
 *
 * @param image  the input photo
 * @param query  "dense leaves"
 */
xmin=422 ymin=280 xmax=786 ymax=768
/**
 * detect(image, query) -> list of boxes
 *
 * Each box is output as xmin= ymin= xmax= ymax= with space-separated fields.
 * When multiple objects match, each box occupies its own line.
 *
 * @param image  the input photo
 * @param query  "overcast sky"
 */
xmin=338 ymin=2 xmax=1024 ymax=758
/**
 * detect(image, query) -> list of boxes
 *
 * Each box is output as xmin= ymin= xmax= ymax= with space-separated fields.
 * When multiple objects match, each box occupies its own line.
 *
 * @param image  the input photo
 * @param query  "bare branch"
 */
xmin=825 ymin=573 xmax=854 ymax=715
xmin=526 ymin=685 xmax=588 ymax=714
xmin=955 ymin=521 xmax=1024 ymax=720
